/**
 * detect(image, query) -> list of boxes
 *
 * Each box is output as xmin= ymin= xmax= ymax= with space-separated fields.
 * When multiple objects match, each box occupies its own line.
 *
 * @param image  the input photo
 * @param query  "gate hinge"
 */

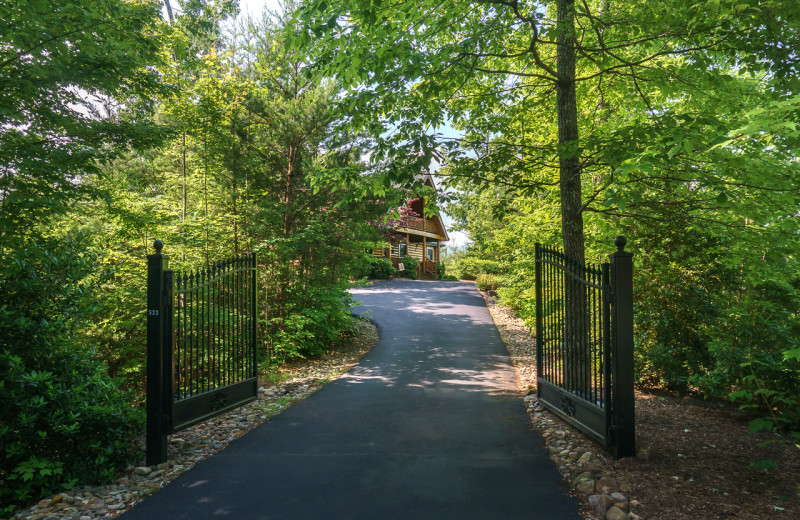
xmin=605 ymin=288 xmax=615 ymax=304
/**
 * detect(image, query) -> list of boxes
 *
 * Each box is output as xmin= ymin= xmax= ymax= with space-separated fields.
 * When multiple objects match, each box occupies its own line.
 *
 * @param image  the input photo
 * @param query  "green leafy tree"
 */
xmin=314 ymin=0 xmax=800 ymax=441
xmin=86 ymin=1 xmax=394 ymax=373
xmin=0 ymin=0 xmax=168 ymax=243
xmin=295 ymin=0 xmax=796 ymax=252
xmin=0 ymin=1 xmax=169 ymax=510
xmin=231 ymin=7 xmax=389 ymax=362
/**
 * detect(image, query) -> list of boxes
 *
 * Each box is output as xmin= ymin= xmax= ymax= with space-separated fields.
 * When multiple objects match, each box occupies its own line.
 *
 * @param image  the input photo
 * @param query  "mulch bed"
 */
xmin=612 ymin=389 xmax=800 ymax=519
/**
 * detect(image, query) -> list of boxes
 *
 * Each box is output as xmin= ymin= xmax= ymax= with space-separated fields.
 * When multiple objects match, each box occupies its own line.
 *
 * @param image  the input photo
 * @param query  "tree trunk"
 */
xmin=557 ymin=0 xmax=585 ymax=262
xmin=163 ymin=1 xmax=174 ymax=22
xmin=284 ymin=144 xmax=295 ymax=237
xmin=232 ymin=141 xmax=239 ymax=255
xmin=557 ymin=0 xmax=590 ymax=396
xmin=182 ymin=131 xmax=186 ymax=261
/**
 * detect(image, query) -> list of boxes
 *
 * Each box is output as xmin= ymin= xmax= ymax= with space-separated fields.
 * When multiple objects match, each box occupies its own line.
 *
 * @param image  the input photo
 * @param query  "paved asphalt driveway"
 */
xmin=122 ymin=280 xmax=581 ymax=519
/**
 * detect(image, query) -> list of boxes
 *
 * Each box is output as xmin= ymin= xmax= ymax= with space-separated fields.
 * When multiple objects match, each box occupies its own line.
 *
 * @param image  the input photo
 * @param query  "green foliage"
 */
xmin=450 ymin=257 xmax=501 ymax=281
xmin=0 ymin=2 xmax=166 ymax=512
xmin=0 ymin=235 xmax=143 ymax=513
xmin=72 ymin=5 xmax=393 ymax=375
xmin=347 ymin=0 xmax=800 ymax=445
xmin=630 ymin=228 xmax=734 ymax=391
xmin=4 ymin=1 xmax=797 ymax=512
xmin=0 ymin=0 xmax=404 ymax=514
xmin=0 ymin=350 xmax=143 ymax=512
xmin=367 ymin=258 xmax=396 ymax=280
xmin=435 ymin=261 xmax=450 ymax=280
xmin=266 ymin=285 xmax=357 ymax=362
xmin=749 ymin=458 xmax=778 ymax=470
xmin=496 ymin=285 xmax=537 ymax=324
xmin=0 ymin=0 xmax=169 ymax=245
xmin=0 ymin=234 xmax=102 ymax=367
xmin=475 ymin=274 xmax=500 ymax=292
xmin=400 ymin=256 xmax=419 ymax=279
xmin=723 ymin=318 xmax=800 ymax=436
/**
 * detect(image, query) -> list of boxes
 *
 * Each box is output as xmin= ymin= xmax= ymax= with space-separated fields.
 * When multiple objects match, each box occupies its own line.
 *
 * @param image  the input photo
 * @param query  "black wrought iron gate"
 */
xmin=146 ymin=240 xmax=258 ymax=464
xmin=534 ymin=236 xmax=635 ymax=459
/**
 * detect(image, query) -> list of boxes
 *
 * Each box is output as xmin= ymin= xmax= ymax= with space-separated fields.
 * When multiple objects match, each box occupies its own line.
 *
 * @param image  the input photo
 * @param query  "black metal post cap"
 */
xmin=154 ymin=240 xmax=164 ymax=254
xmin=614 ymin=236 xmax=627 ymax=252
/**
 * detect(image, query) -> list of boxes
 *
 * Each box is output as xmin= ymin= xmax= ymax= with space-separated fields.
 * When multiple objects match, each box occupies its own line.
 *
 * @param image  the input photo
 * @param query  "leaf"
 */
xmin=729 ymin=390 xmax=751 ymax=400
xmin=748 ymin=418 xmax=774 ymax=435
xmin=783 ymin=348 xmax=800 ymax=361
xmin=754 ymin=388 xmax=779 ymax=398
xmin=750 ymin=458 xmax=776 ymax=470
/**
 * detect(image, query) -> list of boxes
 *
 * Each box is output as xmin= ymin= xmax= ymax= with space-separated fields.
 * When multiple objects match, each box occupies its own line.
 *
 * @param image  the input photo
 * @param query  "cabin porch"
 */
xmin=372 ymin=235 xmax=440 ymax=279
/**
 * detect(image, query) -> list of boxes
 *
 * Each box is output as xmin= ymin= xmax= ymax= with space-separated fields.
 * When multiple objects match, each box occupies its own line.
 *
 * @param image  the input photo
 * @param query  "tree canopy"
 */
xmin=295 ymin=0 xmax=800 ymax=255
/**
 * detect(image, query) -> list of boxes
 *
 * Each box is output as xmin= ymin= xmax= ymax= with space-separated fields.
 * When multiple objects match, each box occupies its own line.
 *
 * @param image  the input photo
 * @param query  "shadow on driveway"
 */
xmin=121 ymin=280 xmax=581 ymax=520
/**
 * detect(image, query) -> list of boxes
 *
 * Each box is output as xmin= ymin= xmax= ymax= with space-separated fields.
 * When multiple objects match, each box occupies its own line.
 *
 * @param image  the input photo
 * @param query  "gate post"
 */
xmin=251 ymin=252 xmax=258 ymax=374
xmin=534 ymin=243 xmax=543 ymax=384
xmin=146 ymin=240 xmax=169 ymax=465
xmin=609 ymin=236 xmax=635 ymax=459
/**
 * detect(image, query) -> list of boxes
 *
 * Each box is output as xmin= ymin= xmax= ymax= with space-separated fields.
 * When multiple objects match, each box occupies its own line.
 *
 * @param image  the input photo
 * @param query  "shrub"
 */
xmin=451 ymin=257 xmax=501 ymax=280
xmin=352 ymin=252 xmax=378 ymax=280
xmin=705 ymin=298 xmax=800 ymax=438
xmin=400 ymin=256 xmax=418 ymax=279
xmin=497 ymin=285 xmax=537 ymax=318
xmin=0 ymin=236 xmax=144 ymax=513
xmin=266 ymin=285 xmax=357 ymax=363
xmin=475 ymin=273 xmax=500 ymax=291
xmin=0 ymin=350 xmax=144 ymax=513
xmin=621 ymin=222 xmax=800 ymax=453
xmin=368 ymin=257 xmax=396 ymax=279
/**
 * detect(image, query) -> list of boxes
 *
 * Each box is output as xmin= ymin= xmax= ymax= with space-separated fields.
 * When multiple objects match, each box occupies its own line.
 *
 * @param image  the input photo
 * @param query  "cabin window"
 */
xmin=399 ymin=243 xmax=406 ymax=258
xmin=427 ymin=246 xmax=434 ymax=261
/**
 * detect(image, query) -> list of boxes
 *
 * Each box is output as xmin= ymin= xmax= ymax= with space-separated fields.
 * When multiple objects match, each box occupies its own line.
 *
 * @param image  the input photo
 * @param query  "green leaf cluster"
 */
xmin=0 ymin=236 xmax=146 ymax=513
xmin=0 ymin=351 xmax=143 ymax=512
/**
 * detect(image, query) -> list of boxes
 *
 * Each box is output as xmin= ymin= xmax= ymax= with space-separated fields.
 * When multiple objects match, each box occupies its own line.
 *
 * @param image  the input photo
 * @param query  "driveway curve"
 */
xmin=121 ymin=280 xmax=581 ymax=520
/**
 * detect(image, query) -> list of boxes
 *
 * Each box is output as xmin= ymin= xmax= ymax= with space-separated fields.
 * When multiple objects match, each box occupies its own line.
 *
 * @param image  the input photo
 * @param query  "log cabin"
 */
xmin=371 ymin=174 xmax=449 ymax=279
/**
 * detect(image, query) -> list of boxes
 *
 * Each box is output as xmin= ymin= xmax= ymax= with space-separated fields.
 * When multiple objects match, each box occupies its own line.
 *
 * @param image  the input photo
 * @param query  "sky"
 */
xmin=238 ymin=0 xmax=279 ymax=18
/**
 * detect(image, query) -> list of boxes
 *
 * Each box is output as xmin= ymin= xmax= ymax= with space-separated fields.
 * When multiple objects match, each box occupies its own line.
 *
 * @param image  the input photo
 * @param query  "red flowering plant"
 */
xmin=366 ymin=199 xmax=422 ymax=244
